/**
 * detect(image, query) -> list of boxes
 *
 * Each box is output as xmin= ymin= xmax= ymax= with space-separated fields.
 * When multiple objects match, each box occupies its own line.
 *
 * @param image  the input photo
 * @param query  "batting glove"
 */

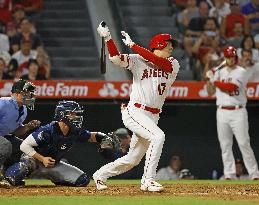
xmin=206 ymin=70 xmax=215 ymax=83
xmin=97 ymin=21 xmax=111 ymax=41
xmin=121 ymin=31 xmax=135 ymax=48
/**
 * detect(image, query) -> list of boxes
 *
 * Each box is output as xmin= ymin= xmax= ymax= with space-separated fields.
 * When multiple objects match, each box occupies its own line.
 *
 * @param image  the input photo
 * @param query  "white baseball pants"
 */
xmin=94 ymin=103 xmax=165 ymax=183
xmin=217 ymin=108 xmax=259 ymax=179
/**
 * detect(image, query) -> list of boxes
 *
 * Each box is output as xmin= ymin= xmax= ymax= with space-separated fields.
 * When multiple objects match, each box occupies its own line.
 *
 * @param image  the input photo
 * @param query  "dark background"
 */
xmin=26 ymin=99 xmax=259 ymax=179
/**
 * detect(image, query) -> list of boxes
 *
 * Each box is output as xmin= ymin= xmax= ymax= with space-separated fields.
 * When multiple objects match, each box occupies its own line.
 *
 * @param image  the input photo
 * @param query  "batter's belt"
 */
xmin=217 ymin=105 xmax=244 ymax=110
xmin=134 ymin=103 xmax=161 ymax=114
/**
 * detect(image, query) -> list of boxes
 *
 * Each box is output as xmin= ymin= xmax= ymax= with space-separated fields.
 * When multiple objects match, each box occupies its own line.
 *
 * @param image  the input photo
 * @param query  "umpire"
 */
xmin=0 ymin=79 xmax=40 ymax=183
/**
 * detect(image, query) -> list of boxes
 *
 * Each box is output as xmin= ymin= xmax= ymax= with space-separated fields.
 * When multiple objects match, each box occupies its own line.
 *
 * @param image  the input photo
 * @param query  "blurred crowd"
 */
xmin=171 ymin=0 xmax=259 ymax=81
xmin=0 ymin=0 xmax=51 ymax=81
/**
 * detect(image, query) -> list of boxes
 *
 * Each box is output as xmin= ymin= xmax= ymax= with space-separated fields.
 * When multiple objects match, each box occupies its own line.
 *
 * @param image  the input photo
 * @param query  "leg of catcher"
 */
xmin=4 ymin=154 xmax=37 ymax=186
xmin=37 ymin=161 xmax=90 ymax=187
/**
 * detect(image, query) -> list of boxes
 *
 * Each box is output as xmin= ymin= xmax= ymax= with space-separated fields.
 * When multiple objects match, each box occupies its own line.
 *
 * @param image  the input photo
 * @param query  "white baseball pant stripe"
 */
xmin=217 ymin=108 xmax=259 ymax=178
xmin=94 ymin=104 xmax=165 ymax=182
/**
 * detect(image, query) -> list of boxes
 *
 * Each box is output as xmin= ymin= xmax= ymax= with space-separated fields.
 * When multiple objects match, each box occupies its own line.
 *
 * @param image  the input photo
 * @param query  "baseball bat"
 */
xmin=213 ymin=60 xmax=226 ymax=72
xmin=100 ymin=37 xmax=106 ymax=74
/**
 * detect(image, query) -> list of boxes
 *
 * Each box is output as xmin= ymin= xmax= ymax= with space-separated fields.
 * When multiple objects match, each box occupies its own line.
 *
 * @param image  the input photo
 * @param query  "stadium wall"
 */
xmin=26 ymin=99 xmax=259 ymax=179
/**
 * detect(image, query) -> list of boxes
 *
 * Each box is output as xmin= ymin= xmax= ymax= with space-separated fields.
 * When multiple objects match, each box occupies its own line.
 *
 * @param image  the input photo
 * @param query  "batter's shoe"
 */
xmin=93 ymin=174 xmax=107 ymax=190
xmin=140 ymin=179 xmax=164 ymax=192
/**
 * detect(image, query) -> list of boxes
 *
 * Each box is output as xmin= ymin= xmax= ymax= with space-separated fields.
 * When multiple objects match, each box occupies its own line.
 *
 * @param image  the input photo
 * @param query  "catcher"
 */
xmin=2 ymin=100 xmax=120 ymax=187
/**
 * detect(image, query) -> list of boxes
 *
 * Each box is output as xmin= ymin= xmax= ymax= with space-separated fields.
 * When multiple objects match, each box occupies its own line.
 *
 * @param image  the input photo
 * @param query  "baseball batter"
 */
xmin=206 ymin=46 xmax=259 ymax=179
xmin=93 ymin=22 xmax=180 ymax=192
xmin=3 ymin=100 xmax=115 ymax=187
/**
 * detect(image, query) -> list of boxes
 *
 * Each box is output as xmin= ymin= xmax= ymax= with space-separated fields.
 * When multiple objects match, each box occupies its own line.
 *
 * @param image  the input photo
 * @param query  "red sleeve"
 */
xmin=106 ymin=39 xmax=120 ymax=57
xmin=131 ymin=44 xmax=173 ymax=73
xmin=214 ymin=81 xmax=238 ymax=92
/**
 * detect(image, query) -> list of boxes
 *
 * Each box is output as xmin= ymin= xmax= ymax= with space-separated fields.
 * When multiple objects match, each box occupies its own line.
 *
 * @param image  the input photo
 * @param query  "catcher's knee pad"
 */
xmin=74 ymin=173 xmax=90 ymax=187
xmin=4 ymin=162 xmax=30 ymax=186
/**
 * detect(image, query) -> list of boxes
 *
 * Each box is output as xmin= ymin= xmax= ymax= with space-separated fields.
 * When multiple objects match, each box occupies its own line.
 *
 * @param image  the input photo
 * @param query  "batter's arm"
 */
xmin=206 ymin=81 xmax=216 ymax=96
xmin=97 ymin=21 xmax=129 ymax=68
xmin=121 ymin=31 xmax=173 ymax=72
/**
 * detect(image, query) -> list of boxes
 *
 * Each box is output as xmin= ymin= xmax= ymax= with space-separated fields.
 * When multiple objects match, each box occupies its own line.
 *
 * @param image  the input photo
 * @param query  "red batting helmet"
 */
xmin=224 ymin=46 xmax=238 ymax=64
xmin=149 ymin=34 xmax=177 ymax=50
xmin=224 ymin=46 xmax=237 ymax=58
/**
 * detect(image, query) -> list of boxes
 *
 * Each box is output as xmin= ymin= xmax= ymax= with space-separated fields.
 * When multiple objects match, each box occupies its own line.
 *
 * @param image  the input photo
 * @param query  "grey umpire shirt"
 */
xmin=0 ymin=97 xmax=27 ymax=137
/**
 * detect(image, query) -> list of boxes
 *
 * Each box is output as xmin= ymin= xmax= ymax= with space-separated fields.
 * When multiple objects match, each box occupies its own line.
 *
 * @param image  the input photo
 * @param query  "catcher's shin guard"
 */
xmin=4 ymin=162 xmax=30 ymax=186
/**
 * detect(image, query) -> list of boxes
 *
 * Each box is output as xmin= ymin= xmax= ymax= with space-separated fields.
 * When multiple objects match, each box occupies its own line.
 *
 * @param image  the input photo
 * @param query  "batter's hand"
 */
xmin=42 ymin=157 xmax=55 ymax=168
xmin=26 ymin=120 xmax=41 ymax=130
xmin=97 ymin=21 xmax=111 ymax=41
xmin=206 ymin=70 xmax=214 ymax=83
xmin=121 ymin=31 xmax=135 ymax=48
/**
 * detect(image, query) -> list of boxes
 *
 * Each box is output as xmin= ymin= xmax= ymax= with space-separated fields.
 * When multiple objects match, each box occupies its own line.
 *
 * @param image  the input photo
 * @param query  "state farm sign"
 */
xmin=0 ymin=80 xmax=259 ymax=100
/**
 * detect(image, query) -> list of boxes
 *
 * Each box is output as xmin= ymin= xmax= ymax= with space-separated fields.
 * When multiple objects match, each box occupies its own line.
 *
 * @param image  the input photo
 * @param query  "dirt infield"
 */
xmin=1 ymin=183 xmax=259 ymax=201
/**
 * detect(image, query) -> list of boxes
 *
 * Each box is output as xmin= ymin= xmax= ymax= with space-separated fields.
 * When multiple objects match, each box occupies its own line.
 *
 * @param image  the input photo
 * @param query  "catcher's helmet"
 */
xmin=11 ymin=79 xmax=36 ymax=110
xmin=149 ymin=34 xmax=177 ymax=50
xmin=54 ymin=100 xmax=84 ymax=129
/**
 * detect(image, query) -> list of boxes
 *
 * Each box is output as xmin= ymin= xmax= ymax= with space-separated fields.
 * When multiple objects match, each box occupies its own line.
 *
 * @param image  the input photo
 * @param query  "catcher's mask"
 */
xmin=11 ymin=79 xmax=36 ymax=110
xmin=54 ymin=100 xmax=84 ymax=129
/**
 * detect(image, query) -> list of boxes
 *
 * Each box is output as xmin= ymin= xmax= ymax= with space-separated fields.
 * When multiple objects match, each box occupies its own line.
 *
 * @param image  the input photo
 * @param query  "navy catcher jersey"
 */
xmin=31 ymin=121 xmax=91 ymax=162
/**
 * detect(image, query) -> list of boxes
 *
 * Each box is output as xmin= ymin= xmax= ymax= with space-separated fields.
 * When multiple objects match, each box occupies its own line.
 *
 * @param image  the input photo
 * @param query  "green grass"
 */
xmin=0 ymin=196 xmax=257 ymax=205
xmin=1 ymin=180 xmax=259 ymax=205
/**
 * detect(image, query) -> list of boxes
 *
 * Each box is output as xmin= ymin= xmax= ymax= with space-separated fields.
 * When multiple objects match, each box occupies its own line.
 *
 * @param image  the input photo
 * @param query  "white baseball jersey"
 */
xmin=126 ymin=54 xmax=180 ymax=109
xmin=214 ymin=65 xmax=248 ymax=106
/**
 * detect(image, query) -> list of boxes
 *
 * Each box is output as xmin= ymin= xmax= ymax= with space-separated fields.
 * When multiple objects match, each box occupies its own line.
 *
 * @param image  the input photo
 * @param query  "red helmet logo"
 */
xmin=224 ymin=46 xmax=237 ymax=58
xmin=149 ymin=34 xmax=177 ymax=50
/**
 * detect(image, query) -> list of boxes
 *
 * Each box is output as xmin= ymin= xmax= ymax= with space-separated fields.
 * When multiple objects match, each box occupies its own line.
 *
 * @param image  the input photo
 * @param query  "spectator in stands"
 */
xmin=0 ymin=57 xmax=9 ymax=80
xmin=227 ymin=22 xmax=244 ymax=48
xmin=11 ymin=37 xmax=37 ymax=76
xmin=191 ymin=17 xmax=220 ymax=80
xmin=237 ymin=35 xmax=259 ymax=62
xmin=254 ymin=34 xmax=259 ymax=49
xmin=15 ymin=0 xmax=43 ymax=14
xmin=5 ymin=22 xmax=17 ymax=50
xmin=170 ymin=0 xmax=188 ymax=13
xmin=220 ymin=159 xmax=249 ymax=180
xmin=12 ymin=4 xmax=26 ymax=29
xmin=21 ymin=59 xmax=45 ymax=80
xmin=183 ymin=1 xmax=210 ymax=56
xmin=241 ymin=0 xmax=259 ymax=36
xmin=177 ymin=0 xmax=199 ymax=33
xmin=4 ymin=58 xmax=19 ymax=79
xmin=0 ymin=0 xmax=12 ymax=26
xmin=36 ymin=49 xmax=51 ymax=79
xmin=0 ymin=22 xmax=10 ymax=52
xmin=10 ymin=17 xmax=42 ymax=53
xmin=209 ymin=0 xmax=231 ymax=24
xmin=156 ymin=155 xmax=182 ymax=180
xmin=239 ymin=49 xmax=259 ymax=82
xmin=0 ymin=22 xmax=11 ymax=64
xmin=220 ymin=0 xmax=250 ymax=39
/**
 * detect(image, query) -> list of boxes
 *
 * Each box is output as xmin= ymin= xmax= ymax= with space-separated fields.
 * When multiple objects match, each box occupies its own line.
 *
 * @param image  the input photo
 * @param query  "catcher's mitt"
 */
xmin=99 ymin=132 xmax=121 ymax=153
